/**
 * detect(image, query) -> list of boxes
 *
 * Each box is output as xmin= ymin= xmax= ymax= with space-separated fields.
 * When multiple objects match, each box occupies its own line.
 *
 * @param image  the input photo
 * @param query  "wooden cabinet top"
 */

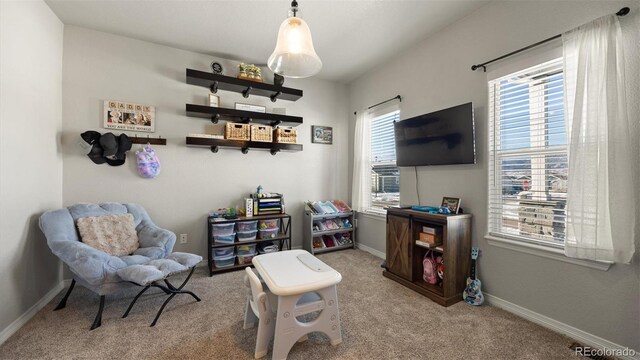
xmin=386 ymin=208 xmax=472 ymax=223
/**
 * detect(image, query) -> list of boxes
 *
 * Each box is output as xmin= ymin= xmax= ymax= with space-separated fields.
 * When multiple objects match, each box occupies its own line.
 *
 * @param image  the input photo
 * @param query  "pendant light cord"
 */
xmin=291 ymin=0 xmax=298 ymax=16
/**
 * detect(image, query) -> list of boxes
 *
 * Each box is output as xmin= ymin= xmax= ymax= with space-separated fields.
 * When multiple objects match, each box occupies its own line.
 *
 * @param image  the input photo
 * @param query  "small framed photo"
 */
xmin=312 ymin=125 xmax=333 ymax=144
xmin=235 ymin=102 xmax=266 ymax=113
xmin=208 ymin=94 xmax=220 ymax=107
xmin=441 ymin=197 xmax=461 ymax=214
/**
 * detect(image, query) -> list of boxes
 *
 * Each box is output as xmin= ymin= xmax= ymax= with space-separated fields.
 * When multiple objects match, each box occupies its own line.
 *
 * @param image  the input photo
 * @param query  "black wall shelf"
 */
xmin=186 ymin=104 xmax=303 ymax=127
xmin=186 ymin=69 xmax=303 ymax=102
xmin=186 ymin=136 xmax=302 ymax=155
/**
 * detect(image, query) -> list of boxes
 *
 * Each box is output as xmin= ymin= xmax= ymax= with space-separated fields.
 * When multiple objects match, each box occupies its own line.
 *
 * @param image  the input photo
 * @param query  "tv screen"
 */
xmin=394 ymin=102 xmax=476 ymax=166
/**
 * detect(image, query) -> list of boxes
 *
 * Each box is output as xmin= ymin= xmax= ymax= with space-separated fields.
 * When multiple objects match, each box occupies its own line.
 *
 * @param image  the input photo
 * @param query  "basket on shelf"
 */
xmin=250 ymin=124 xmax=273 ymax=142
xmin=225 ymin=122 xmax=250 ymax=140
xmin=274 ymin=127 xmax=297 ymax=144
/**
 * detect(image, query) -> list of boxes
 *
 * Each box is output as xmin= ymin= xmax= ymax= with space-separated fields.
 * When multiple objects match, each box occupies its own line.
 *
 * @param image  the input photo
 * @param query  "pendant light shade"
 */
xmin=267 ymin=1 xmax=322 ymax=78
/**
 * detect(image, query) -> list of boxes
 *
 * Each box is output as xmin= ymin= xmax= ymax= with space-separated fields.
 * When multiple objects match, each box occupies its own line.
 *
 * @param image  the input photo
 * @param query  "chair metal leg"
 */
xmin=148 ymin=267 xmax=200 ymax=327
xmin=90 ymin=295 xmax=105 ymax=330
xmin=150 ymin=294 xmax=176 ymax=327
xmin=54 ymin=279 xmax=75 ymax=311
xmin=122 ymin=285 xmax=151 ymax=318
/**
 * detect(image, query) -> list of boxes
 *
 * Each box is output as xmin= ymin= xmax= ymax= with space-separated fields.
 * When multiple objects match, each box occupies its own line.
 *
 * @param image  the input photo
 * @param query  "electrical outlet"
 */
xmin=179 ymin=234 xmax=188 ymax=244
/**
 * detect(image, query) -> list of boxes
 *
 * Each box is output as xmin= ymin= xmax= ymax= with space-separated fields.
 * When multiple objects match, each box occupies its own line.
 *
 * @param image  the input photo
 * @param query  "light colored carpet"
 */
xmin=0 ymin=249 xmax=578 ymax=359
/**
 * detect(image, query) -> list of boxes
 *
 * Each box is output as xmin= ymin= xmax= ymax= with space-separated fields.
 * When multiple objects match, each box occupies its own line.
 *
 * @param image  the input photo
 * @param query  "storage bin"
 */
xmin=236 ymin=244 xmax=256 ymax=255
xmin=225 ymin=122 xmax=250 ymax=140
xmin=250 ymin=124 xmax=273 ymax=142
xmin=259 ymin=227 xmax=279 ymax=239
xmin=237 ymin=251 xmax=257 ymax=265
xmin=236 ymin=220 xmax=258 ymax=232
xmin=237 ymin=230 xmax=258 ymax=242
xmin=213 ymin=246 xmax=234 ymax=257
xmin=258 ymin=219 xmax=279 ymax=230
xmin=213 ymin=233 xmax=236 ymax=244
xmin=274 ymin=127 xmax=297 ymax=144
xmin=213 ymin=254 xmax=235 ymax=268
xmin=258 ymin=242 xmax=279 ymax=254
xmin=211 ymin=223 xmax=235 ymax=236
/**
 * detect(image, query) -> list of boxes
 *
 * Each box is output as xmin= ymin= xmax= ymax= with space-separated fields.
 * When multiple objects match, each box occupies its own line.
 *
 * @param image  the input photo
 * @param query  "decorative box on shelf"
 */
xmin=250 ymin=124 xmax=273 ymax=142
xmin=225 ymin=122 xmax=250 ymax=140
xmin=274 ymin=127 xmax=297 ymax=144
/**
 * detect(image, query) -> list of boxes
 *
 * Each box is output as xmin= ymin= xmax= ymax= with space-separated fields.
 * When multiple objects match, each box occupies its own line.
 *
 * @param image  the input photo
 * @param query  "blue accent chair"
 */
xmin=39 ymin=203 xmax=201 ymax=329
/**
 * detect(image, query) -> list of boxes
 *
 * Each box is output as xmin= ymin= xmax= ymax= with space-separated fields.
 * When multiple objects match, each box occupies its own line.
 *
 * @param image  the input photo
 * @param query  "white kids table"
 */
xmin=252 ymin=250 xmax=343 ymax=360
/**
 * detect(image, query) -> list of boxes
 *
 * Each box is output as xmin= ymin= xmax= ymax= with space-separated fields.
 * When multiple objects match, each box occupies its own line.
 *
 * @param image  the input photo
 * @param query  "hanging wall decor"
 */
xmin=312 ymin=125 xmax=332 ymax=144
xmin=103 ymin=100 xmax=155 ymax=133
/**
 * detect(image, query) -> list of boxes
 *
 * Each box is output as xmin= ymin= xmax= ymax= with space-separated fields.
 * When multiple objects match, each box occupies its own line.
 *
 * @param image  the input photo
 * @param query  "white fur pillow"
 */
xmin=76 ymin=214 xmax=140 ymax=256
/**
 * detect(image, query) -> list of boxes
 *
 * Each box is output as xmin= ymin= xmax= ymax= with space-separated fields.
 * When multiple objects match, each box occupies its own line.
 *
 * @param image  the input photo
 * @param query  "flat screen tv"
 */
xmin=394 ymin=102 xmax=475 ymax=166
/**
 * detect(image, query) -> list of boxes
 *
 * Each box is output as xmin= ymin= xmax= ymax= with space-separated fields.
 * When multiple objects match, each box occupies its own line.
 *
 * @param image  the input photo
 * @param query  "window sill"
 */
xmin=485 ymin=234 xmax=612 ymax=271
xmin=358 ymin=210 xmax=387 ymax=221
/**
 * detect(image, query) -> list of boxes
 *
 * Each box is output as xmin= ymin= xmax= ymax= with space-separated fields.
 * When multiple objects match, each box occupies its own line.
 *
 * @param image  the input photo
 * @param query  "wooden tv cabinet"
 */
xmin=383 ymin=208 xmax=472 ymax=306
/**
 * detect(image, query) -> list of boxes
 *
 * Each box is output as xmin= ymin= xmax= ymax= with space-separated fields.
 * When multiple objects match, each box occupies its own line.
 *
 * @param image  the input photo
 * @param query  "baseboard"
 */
xmin=356 ymin=243 xmax=385 ymax=259
xmin=0 ymin=280 xmax=65 ymax=346
xmin=484 ymin=293 xmax=639 ymax=360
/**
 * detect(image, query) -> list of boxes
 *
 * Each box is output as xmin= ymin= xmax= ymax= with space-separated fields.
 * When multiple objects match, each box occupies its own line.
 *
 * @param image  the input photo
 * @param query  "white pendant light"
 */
xmin=267 ymin=0 xmax=322 ymax=78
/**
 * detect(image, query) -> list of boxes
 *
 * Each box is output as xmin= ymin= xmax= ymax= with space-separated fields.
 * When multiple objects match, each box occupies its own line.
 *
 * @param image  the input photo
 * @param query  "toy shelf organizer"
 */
xmin=303 ymin=200 xmax=356 ymax=255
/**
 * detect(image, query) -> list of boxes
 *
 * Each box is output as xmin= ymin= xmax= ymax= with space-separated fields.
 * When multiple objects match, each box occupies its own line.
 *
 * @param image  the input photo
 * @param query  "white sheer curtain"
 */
xmin=351 ymin=110 xmax=371 ymax=212
xmin=563 ymin=14 xmax=635 ymax=263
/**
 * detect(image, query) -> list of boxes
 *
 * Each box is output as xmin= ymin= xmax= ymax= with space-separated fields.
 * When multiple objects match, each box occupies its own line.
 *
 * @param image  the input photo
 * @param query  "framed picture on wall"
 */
xmin=103 ymin=100 xmax=155 ymax=133
xmin=208 ymin=94 xmax=220 ymax=107
xmin=312 ymin=126 xmax=333 ymax=144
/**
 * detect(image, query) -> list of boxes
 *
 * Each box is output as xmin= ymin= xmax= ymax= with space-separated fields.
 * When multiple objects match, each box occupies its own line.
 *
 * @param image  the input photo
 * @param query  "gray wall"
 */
xmin=0 ymin=0 xmax=64 ymax=336
xmin=348 ymin=1 xmax=640 ymax=350
xmin=61 ymin=26 xmax=349 ymax=260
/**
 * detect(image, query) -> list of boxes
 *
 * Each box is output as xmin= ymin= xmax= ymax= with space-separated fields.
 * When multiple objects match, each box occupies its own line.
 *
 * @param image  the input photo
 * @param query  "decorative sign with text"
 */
xmin=103 ymin=100 xmax=155 ymax=132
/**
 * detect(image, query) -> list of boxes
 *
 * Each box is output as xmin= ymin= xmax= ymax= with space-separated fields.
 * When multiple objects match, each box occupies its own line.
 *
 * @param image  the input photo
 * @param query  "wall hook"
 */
xmin=270 ymin=91 xmax=282 ymax=102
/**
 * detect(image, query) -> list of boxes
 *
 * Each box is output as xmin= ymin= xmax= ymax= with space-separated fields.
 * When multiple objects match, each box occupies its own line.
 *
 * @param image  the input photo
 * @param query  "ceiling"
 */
xmin=46 ymin=0 xmax=490 ymax=83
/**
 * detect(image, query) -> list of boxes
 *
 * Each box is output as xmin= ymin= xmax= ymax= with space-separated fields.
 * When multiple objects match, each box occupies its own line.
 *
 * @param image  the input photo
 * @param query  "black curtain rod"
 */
xmin=354 ymin=95 xmax=402 ymax=115
xmin=471 ymin=7 xmax=630 ymax=72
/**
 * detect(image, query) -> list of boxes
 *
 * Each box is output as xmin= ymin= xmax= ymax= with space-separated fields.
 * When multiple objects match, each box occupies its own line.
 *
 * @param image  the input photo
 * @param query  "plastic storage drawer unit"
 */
xmin=258 ymin=219 xmax=279 ymax=230
xmin=236 ymin=220 xmax=258 ymax=232
xmin=237 ymin=251 xmax=257 ymax=265
xmin=213 ymin=246 xmax=234 ymax=257
xmin=237 ymin=230 xmax=258 ymax=242
xmin=211 ymin=223 xmax=235 ymax=236
xmin=236 ymin=244 xmax=256 ymax=255
xmin=259 ymin=227 xmax=279 ymax=239
xmin=213 ymin=254 xmax=235 ymax=268
xmin=214 ymin=233 xmax=236 ymax=244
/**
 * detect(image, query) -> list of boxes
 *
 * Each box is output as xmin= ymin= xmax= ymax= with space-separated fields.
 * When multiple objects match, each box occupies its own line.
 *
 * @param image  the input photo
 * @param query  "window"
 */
xmin=368 ymin=109 xmax=400 ymax=212
xmin=488 ymin=58 xmax=567 ymax=247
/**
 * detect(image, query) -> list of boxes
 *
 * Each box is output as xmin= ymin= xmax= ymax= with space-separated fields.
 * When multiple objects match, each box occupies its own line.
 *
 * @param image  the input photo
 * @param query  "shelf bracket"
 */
xmin=241 ymin=147 xmax=249 ymax=154
xmin=242 ymin=86 xmax=253 ymax=98
xmin=210 ymin=146 xmax=219 ymax=153
xmin=241 ymin=117 xmax=252 ymax=123
xmin=271 ymin=120 xmax=282 ymax=127
xmin=270 ymin=91 xmax=282 ymax=102
xmin=210 ymin=114 xmax=220 ymax=124
xmin=210 ymin=81 xmax=219 ymax=94
xmin=270 ymin=149 xmax=280 ymax=156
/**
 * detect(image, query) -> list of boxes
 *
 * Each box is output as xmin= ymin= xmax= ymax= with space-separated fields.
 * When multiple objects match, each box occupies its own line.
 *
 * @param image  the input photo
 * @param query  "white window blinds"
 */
xmin=369 ymin=110 xmax=400 ymax=211
xmin=488 ymin=58 xmax=568 ymax=247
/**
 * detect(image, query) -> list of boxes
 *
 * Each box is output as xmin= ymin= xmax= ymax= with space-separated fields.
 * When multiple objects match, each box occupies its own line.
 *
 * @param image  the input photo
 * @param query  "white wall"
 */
xmin=0 ymin=0 xmax=64 ymax=337
xmin=61 ymin=26 xmax=349 ymax=259
xmin=348 ymin=1 xmax=639 ymax=351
